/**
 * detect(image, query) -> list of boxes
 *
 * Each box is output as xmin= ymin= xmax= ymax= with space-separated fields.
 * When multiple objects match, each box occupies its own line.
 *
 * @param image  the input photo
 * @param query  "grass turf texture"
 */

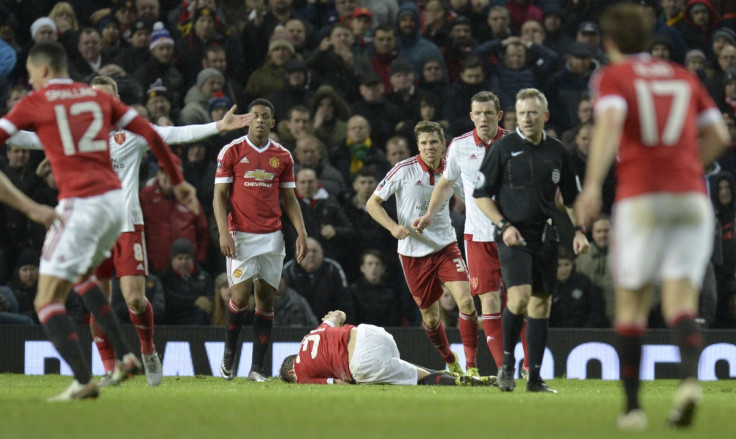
xmin=1 ymin=375 xmax=734 ymax=439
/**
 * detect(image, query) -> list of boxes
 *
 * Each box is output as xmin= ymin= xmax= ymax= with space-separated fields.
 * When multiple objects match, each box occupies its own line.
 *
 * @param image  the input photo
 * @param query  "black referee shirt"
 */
xmin=473 ymin=129 xmax=579 ymax=232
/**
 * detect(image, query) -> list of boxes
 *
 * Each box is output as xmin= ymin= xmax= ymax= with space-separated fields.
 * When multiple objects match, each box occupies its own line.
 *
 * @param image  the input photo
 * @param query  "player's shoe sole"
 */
xmin=247 ymin=370 xmax=269 ymax=382
xmin=111 ymin=352 xmax=142 ymax=385
xmin=142 ymin=351 xmax=163 ymax=387
xmin=617 ymin=409 xmax=648 ymax=431
xmin=667 ymin=378 xmax=703 ymax=428
xmin=47 ymin=380 xmax=100 ymax=402
xmin=497 ymin=364 xmax=516 ymax=391
xmin=221 ymin=350 xmax=235 ymax=380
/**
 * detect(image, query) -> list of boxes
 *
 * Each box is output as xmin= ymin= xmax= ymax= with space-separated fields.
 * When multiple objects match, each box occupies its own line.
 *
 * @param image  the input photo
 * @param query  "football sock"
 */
xmin=526 ymin=317 xmax=548 ymax=382
xmin=225 ymin=298 xmax=247 ymax=355
xmin=129 ymin=299 xmax=155 ymax=355
xmin=39 ymin=302 xmax=91 ymax=384
xmin=90 ymin=317 xmax=116 ymax=373
xmin=616 ymin=324 xmax=645 ymax=412
xmin=251 ymin=308 xmax=274 ymax=372
xmin=669 ymin=313 xmax=703 ymax=379
xmin=521 ymin=319 xmax=530 ymax=371
xmin=423 ymin=320 xmax=455 ymax=364
xmin=458 ymin=310 xmax=479 ymax=369
xmin=418 ymin=372 xmax=457 ymax=386
xmin=75 ymin=278 xmax=132 ymax=361
xmin=481 ymin=312 xmax=504 ymax=369
xmin=501 ymin=307 xmax=524 ymax=368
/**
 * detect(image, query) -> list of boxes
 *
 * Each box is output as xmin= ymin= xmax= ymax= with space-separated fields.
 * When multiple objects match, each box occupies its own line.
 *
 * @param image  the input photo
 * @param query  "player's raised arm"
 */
xmin=154 ymin=107 xmax=255 ymax=144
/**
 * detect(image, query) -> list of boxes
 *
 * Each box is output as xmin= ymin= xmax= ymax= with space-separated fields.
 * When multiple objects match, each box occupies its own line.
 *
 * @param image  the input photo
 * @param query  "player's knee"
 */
xmin=422 ymin=314 xmax=440 ymax=328
xmin=125 ymin=293 xmax=146 ymax=313
xmin=457 ymin=295 xmax=475 ymax=313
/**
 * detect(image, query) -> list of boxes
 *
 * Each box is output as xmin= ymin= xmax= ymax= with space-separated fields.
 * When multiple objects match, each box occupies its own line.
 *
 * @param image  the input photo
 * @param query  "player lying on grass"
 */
xmin=280 ymin=310 xmax=496 ymax=386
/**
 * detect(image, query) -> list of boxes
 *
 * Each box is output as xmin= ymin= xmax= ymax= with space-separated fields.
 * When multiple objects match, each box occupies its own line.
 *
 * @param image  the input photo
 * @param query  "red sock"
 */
xmin=423 ymin=320 xmax=454 ymax=364
xmin=90 ymin=317 xmax=116 ymax=373
xmin=521 ymin=319 xmax=529 ymax=370
xmin=481 ymin=313 xmax=504 ymax=369
xmin=129 ymin=299 xmax=155 ymax=355
xmin=458 ymin=311 xmax=478 ymax=369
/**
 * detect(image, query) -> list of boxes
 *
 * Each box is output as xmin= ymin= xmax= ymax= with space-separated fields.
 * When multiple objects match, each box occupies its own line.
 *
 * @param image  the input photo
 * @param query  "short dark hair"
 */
xmin=374 ymin=23 xmax=394 ymax=35
xmin=462 ymin=55 xmax=483 ymax=72
xmin=280 ymin=354 xmax=297 ymax=383
xmin=248 ymin=98 xmax=275 ymax=115
xmin=414 ymin=120 xmax=445 ymax=143
xmin=600 ymin=4 xmax=649 ymax=55
xmin=287 ymin=104 xmax=310 ymax=121
xmin=558 ymin=246 xmax=575 ymax=261
xmin=28 ymin=41 xmax=68 ymax=74
xmin=471 ymin=91 xmax=501 ymax=112
xmin=354 ymin=165 xmax=378 ymax=180
xmin=361 ymin=249 xmax=385 ymax=266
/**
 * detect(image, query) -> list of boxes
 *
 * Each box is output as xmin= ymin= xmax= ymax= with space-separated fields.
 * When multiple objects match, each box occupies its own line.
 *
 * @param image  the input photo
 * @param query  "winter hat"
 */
xmin=685 ymin=49 xmax=706 ymax=64
xmin=193 ymin=6 xmax=215 ymax=22
xmin=390 ymin=58 xmax=414 ymax=76
xmin=170 ymin=238 xmax=195 ymax=260
xmin=131 ymin=18 xmax=153 ymax=35
xmin=16 ymin=248 xmax=40 ymax=269
xmin=209 ymin=92 xmax=232 ymax=113
xmin=98 ymin=15 xmax=120 ymax=33
xmin=30 ymin=17 xmax=56 ymax=39
xmin=149 ymin=22 xmax=174 ymax=50
xmin=145 ymin=82 xmax=171 ymax=104
xmin=712 ymin=27 xmax=736 ymax=46
xmin=196 ymin=67 xmax=224 ymax=88
xmin=268 ymin=26 xmax=295 ymax=55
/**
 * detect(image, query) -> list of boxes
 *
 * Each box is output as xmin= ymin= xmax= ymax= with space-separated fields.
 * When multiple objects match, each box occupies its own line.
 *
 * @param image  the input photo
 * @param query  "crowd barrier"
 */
xmin=2 ymin=325 xmax=735 ymax=380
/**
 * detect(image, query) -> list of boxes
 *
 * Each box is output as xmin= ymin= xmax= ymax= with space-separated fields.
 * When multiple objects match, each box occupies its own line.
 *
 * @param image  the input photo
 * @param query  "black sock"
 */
xmin=224 ymin=300 xmax=246 ymax=354
xmin=251 ymin=309 xmax=274 ymax=372
xmin=39 ymin=303 xmax=91 ymax=384
xmin=76 ymin=281 xmax=131 ymax=361
xmin=617 ymin=326 xmax=644 ymax=413
xmin=502 ymin=307 xmax=524 ymax=368
xmin=526 ymin=317 xmax=548 ymax=382
xmin=672 ymin=316 xmax=703 ymax=379
xmin=418 ymin=372 xmax=457 ymax=386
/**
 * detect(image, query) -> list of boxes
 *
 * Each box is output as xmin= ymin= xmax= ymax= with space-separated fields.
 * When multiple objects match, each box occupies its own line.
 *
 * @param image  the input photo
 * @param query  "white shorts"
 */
xmin=611 ymin=192 xmax=714 ymax=290
xmin=227 ymin=230 xmax=285 ymax=288
xmin=349 ymin=324 xmax=418 ymax=385
xmin=40 ymin=190 xmax=125 ymax=283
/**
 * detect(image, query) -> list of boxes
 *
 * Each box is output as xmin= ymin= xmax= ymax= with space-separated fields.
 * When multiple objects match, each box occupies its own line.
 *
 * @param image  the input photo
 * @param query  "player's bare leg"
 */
xmin=248 ymin=279 xmax=276 ymax=382
xmin=661 ymin=279 xmax=703 ymax=428
xmin=419 ymin=303 xmax=460 ymax=373
xmin=445 ymin=281 xmax=478 ymax=374
xmin=119 ymin=275 xmax=161 ymax=386
xmin=615 ymin=286 xmax=652 ymax=430
xmin=74 ymin=272 xmax=141 ymax=386
xmin=525 ymin=293 xmax=555 ymax=393
xmin=35 ymin=275 xmax=99 ymax=402
xmin=221 ymin=278 xmax=253 ymax=380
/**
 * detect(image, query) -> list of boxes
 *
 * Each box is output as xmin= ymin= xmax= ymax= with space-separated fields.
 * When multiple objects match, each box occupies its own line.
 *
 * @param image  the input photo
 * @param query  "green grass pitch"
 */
xmin=1 ymin=374 xmax=734 ymax=439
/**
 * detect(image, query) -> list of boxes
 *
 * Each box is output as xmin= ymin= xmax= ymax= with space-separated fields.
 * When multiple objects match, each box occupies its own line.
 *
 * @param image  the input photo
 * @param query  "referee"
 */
xmin=473 ymin=88 xmax=589 ymax=393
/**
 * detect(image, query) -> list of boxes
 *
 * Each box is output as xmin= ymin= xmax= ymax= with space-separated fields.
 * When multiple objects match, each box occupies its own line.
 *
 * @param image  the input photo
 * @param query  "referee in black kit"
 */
xmin=473 ymin=88 xmax=589 ymax=393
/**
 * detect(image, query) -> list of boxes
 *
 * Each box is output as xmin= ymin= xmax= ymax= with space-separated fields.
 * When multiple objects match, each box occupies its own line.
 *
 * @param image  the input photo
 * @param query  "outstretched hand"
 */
xmin=173 ymin=181 xmax=200 ymax=215
xmin=216 ymin=106 xmax=255 ymax=132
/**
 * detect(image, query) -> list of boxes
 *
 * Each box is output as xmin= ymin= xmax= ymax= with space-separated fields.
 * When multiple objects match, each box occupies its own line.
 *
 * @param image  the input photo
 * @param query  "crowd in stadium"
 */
xmin=1 ymin=0 xmax=736 ymax=329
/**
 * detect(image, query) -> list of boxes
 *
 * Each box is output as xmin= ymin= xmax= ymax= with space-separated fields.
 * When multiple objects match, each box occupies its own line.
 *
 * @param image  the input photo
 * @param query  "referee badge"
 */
xmin=551 ymin=169 xmax=560 ymax=184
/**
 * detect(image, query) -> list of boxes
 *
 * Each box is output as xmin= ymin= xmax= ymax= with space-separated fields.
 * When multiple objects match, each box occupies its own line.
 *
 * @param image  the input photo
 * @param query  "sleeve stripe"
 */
xmin=280 ymin=182 xmax=296 ymax=188
xmin=115 ymin=108 xmax=138 ymax=129
xmin=215 ymin=177 xmax=234 ymax=184
xmin=594 ymin=95 xmax=627 ymax=115
xmin=0 ymin=118 xmax=18 ymax=135
xmin=698 ymin=108 xmax=724 ymax=129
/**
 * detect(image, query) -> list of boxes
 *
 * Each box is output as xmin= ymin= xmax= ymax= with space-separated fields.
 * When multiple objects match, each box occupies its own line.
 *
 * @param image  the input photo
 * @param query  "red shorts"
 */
xmin=95 ymin=225 xmax=148 ymax=279
xmin=399 ymin=242 xmax=468 ymax=309
xmin=464 ymin=237 xmax=502 ymax=296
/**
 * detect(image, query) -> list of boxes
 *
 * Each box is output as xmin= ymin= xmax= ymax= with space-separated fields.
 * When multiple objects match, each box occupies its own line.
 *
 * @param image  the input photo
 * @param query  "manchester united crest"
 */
xmin=233 ymin=269 xmax=243 ymax=278
xmin=114 ymin=132 xmax=126 ymax=145
xmin=269 ymin=157 xmax=280 ymax=168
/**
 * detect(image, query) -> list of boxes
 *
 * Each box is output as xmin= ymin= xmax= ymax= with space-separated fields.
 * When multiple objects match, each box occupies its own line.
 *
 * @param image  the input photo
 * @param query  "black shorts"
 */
xmin=497 ymin=239 xmax=558 ymax=295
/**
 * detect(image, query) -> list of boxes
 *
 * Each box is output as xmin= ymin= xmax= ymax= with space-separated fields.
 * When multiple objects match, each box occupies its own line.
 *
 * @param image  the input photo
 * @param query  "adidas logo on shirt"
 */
xmin=469 ymin=154 xmax=477 ymax=160
xmin=240 ymin=157 xmax=249 ymax=163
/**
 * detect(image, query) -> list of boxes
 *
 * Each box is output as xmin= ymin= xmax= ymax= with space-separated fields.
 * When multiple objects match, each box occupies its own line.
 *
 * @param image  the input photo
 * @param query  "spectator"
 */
xmin=369 ymin=24 xmax=399 ymax=92
xmin=575 ymin=216 xmax=615 ymax=326
xmin=307 ymin=22 xmax=366 ymax=103
xmin=541 ymin=4 xmax=573 ymax=56
xmin=351 ymin=71 xmax=402 ymax=150
xmin=241 ymin=0 xmax=297 ymax=82
xmin=705 ymin=44 xmax=736 ymax=107
xmin=245 ymin=27 xmax=295 ymax=101
xmin=501 ymin=106 xmax=517 ymax=131
xmin=679 ymin=0 xmax=720 ymax=53
xmin=441 ymin=16 xmax=477 ymax=85
xmin=132 ymin=22 xmax=184 ymax=112
xmin=159 ymin=239 xmax=214 ymax=325
xmin=397 ymin=92 xmax=450 ymax=142
xmin=179 ymin=67 xmax=224 ymax=125
xmin=69 ymin=27 xmax=110 ymax=82
xmin=384 ymin=136 xmax=411 ymax=166
xmin=144 ymin=82 xmax=174 ymax=123
xmin=350 ymin=7 xmax=374 ymax=55
xmin=273 ymin=275 xmax=319 ymax=327
xmin=395 ymin=2 xmax=447 ymax=77
xmin=137 ymin=0 xmax=162 ymax=23
xmin=446 ymin=56 xmax=491 ymax=137
xmin=140 ymin=156 xmax=209 ymax=273
xmin=506 ymin=0 xmax=543 ymax=34
xmin=267 ymin=58 xmax=314 ymax=127
xmin=574 ymin=21 xmax=608 ymax=66
xmin=115 ymin=18 xmax=153 ymax=77
xmin=476 ymin=5 xmax=512 ymax=44
xmin=276 ymin=104 xmax=314 ymax=152
xmin=349 ymin=249 xmax=405 ymax=326
xmin=284 ymin=17 xmax=311 ymax=60
xmin=685 ymin=48 xmax=707 ymax=77
xmin=282 ymin=237 xmax=354 ymax=320
xmin=386 ymin=58 xmax=421 ymax=125
xmin=99 ymin=15 xmax=123 ymax=60
xmin=545 ymin=42 xmax=599 ymax=133
xmin=416 ymin=57 xmax=450 ymax=119
xmin=0 ymin=284 xmax=33 ymax=324
xmin=1 ymin=145 xmax=40 ymax=263
xmin=561 ymin=95 xmax=594 ymax=149
xmin=549 ymin=247 xmax=606 ymax=328
xmin=202 ymin=45 xmax=248 ymax=113
xmin=422 ymin=0 xmax=452 ymax=48
xmin=662 ymin=0 xmax=687 ymax=26
xmin=183 ymin=140 xmax=216 ymax=218
xmin=710 ymin=172 xmax=736 ymax=327
xmin=293 ymin=134 xmax=345 ymax=199
xmin=331 ymin=115 xmax=390 ymax=184
xmin=48 ymin=2 xmax=79 ymax=60
xmin=111 ymin=274 xmax=166 ymax=325
xmin=309 ymin=85 xmax=351 ymax=153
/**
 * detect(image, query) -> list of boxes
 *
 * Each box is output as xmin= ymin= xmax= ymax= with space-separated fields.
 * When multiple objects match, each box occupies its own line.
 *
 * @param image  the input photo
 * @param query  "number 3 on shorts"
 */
xmin=453 ymin=258 xmax=467 ymax=272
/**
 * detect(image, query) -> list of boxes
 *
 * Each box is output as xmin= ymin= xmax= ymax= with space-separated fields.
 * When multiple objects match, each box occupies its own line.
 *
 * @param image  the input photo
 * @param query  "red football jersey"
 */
xmin=591 ymin=54 xmax=719 ymax=200
xmin=0 ymin=79 xmax=134 ymax=199
xmin=214 ymin=136 xmax=296 ymax=233
xmin=293 ymin=323 xmax=355 ymax=384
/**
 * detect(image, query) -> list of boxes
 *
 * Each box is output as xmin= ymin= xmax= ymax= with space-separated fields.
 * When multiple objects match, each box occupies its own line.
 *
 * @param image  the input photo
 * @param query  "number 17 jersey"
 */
xmin=0 ymin=78 xmax=130 ymax=199
xmin=591 ymin=54 xmax=721 ymax=200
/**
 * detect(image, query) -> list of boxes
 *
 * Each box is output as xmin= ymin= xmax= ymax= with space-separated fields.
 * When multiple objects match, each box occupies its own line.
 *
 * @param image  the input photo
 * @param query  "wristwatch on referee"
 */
xmin=574 ymin=225 xmax=586 ymax=234
xmin=494 ymin=219 xmax=511 ymax=241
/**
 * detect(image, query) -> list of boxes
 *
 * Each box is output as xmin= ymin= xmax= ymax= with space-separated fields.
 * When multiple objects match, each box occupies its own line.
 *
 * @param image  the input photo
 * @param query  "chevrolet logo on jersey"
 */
xmin=245 ymin=169 xmax=275 ymax=180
